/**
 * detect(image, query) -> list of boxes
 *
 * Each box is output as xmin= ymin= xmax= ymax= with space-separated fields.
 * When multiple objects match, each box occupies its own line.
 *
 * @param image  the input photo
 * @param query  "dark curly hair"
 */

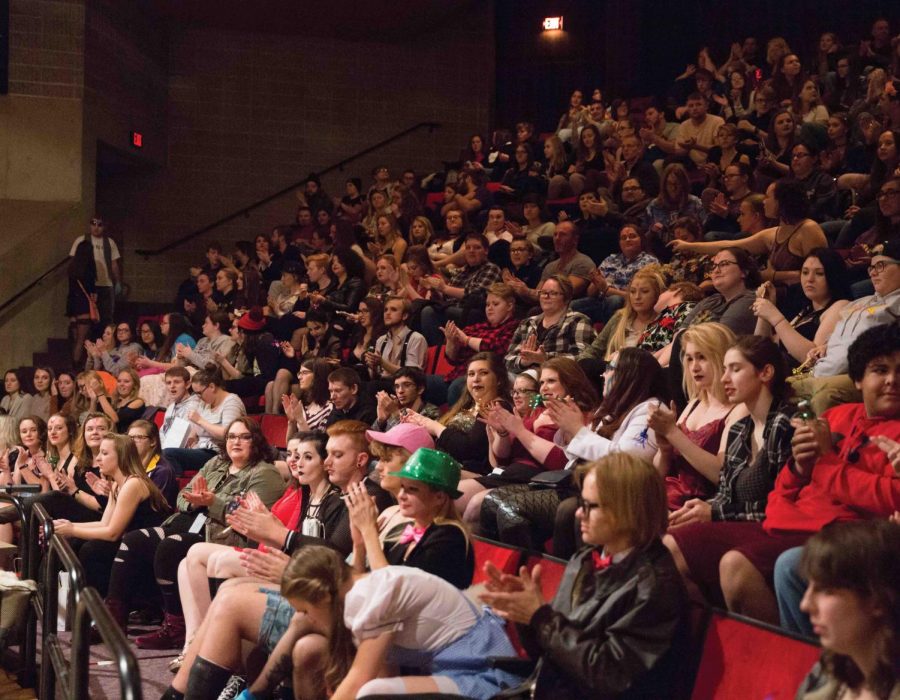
xmin=847 ymin=323 xmax=900 ymax=383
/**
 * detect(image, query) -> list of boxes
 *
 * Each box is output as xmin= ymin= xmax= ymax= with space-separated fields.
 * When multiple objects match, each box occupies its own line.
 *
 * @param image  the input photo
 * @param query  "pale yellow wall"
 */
xmin=0 ymin=96 xmax=83 ymax=204
xmin=0 ymin=202 xmax=84 ymax=370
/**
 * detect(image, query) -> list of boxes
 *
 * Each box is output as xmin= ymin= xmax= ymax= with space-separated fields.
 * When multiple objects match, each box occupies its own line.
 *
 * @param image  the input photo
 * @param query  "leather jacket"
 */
xmin=518 ymin=538 xmax=688 ymax=699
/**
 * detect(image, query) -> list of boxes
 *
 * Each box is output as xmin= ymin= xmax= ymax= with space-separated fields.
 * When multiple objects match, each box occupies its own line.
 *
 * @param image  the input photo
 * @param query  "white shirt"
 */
xmin=345 ymin=566 xmax=476 ymax=649
xmin=562 ymin=398 xmax=659 ymax=465
xmin=69 ymin=234 xmax=121 ymax=287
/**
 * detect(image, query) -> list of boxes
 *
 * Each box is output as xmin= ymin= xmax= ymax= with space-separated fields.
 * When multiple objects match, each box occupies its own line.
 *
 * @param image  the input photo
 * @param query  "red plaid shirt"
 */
xmin=444 ymin=316 xmax=520 ymax=382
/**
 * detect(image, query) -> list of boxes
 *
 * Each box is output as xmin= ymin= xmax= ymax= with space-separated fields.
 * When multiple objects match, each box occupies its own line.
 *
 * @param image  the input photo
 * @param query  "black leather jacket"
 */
xmin=519 ymin=538 xmax=687 ymax=699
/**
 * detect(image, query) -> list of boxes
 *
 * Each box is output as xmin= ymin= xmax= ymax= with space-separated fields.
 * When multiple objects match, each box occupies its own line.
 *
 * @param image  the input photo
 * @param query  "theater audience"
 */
xmin=10 ymin=19 xmax=900 ymax=695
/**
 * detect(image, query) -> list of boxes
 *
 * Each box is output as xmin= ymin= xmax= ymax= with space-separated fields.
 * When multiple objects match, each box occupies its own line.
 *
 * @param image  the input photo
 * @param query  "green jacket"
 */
xmin=175 ymin=455 xmax=285 ymax=546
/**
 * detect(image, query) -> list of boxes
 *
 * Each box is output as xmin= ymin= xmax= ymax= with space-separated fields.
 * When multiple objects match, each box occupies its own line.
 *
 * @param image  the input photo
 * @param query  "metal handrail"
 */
xmin=0 ymin=256 xmax=70 ymax=317
xmin=135 ymin=120 xmax=441 ymax=257
xmin=26 ymin=503 xmax=143 ymax=699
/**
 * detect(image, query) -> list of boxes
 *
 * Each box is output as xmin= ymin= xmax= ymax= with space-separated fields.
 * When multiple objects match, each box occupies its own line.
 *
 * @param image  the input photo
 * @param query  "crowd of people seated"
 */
xmin=1 ymin=19 xmax=900 ymax=700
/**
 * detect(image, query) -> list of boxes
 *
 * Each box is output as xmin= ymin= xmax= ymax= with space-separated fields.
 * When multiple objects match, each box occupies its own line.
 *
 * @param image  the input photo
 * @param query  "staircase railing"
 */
xmin=135 ymin=120 xmax=442 ymax=257
xmin=0 ymin=121 xmax=442 ymax=317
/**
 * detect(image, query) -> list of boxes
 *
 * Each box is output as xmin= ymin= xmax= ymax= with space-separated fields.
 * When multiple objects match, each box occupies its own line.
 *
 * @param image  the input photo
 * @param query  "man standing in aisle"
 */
xmin=69 ymin=215 xmax=121 ymax=325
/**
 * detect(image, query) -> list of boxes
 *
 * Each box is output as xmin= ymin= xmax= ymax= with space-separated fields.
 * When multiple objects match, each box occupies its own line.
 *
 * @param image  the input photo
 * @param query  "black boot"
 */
xmin=184 ymin=656 xmax=233 ymax=700
xmin=159 ymin=688 xmax=184 ymax=700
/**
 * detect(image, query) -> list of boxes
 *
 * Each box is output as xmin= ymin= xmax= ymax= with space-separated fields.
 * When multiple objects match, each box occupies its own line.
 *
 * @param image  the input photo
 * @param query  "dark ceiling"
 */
xmin=151 ymin=0 xmax=484 ymax=41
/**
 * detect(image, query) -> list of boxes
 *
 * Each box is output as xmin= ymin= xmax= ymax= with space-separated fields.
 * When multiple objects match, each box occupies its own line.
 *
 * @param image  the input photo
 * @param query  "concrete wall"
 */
xmin=109 ymin=4 xmax=494 ymax=302
xmin=0 ymin=0 xmax=87 ymax=370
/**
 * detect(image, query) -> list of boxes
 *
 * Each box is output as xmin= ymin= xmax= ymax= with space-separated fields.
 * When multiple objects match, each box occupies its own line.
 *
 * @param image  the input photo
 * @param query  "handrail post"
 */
xmin=72 ymin=589 xmax=143 ymax=700
xmin=70 ymin=589 xmax=92 ymax=700
xmin=40 ymin=522 xmax=58 ymax=700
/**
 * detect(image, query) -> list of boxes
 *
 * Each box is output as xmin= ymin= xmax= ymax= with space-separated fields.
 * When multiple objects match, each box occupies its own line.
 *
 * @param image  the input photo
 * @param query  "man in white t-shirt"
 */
xmin=69 ymin=216 xmax=122 ymax=324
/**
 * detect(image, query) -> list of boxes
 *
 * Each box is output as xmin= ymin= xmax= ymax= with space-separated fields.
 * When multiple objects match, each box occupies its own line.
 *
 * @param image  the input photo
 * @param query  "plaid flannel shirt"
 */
xmin=505 ymin=309 xmax=596 ymax=373
xmin=448 ymin=261 xmax=503 ymax=298
xmin=709 ymin=403 xmax=794 ymax=521
xmin=445 ymin=316 xmax=520 ymax=382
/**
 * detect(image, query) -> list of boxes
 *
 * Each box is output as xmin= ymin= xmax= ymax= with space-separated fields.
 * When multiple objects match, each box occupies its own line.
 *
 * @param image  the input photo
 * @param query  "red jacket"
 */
xmin=764 ymin=403 xmax=900 ymax=534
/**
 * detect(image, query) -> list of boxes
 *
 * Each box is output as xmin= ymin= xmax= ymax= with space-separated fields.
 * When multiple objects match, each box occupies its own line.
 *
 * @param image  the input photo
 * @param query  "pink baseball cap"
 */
xmin=366 ymin=423 xmax=434 ymax=454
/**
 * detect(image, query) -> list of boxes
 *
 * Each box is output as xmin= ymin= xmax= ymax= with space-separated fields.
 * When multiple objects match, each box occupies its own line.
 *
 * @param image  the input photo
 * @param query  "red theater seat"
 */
xmin=690 ymin=611 xmax=820 ymax=700
xmin=470 ymin=536 xmax=523 ymax=585
xmin=260 ymin=414 xmax=288 ymax=449
xmin=524 ymin=554 xmax=567 ymax=602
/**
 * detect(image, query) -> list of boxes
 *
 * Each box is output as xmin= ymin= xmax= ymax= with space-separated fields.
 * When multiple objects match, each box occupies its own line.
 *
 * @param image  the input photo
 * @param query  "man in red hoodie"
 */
xmin=716 ymin=322 xmax=900 ymax=624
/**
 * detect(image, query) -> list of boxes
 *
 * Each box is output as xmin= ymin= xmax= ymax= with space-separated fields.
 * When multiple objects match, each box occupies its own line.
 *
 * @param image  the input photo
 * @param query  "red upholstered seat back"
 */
xmin=690 ymin=611 xmax=820 ymax=700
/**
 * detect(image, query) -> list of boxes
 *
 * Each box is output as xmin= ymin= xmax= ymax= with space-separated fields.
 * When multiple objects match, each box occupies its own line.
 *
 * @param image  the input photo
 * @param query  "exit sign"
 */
xmin=130 ymin=131 xmax=143 ymax=148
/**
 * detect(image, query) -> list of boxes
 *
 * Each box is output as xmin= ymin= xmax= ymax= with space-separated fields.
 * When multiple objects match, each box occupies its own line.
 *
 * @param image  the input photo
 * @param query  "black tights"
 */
xmin=106 ymin=523 xmax=202 ymax=615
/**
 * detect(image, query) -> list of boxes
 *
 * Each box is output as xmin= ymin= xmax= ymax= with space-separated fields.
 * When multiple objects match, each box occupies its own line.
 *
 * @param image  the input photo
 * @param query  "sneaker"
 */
xmin=134 ymin=612 xmax=186 ymax=650
xmin=217 ymin=675 xmax=246 ymax=700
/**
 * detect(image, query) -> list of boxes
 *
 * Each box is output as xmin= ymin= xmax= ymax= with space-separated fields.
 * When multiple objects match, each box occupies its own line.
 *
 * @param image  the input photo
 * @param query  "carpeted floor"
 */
xmin=9 ymin=621 xmax=182 ymax=699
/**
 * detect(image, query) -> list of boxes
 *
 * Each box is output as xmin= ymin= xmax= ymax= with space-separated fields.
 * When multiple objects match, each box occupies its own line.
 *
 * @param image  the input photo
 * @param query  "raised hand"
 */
xmin=647 ymin=400 xmax=678 ymax=440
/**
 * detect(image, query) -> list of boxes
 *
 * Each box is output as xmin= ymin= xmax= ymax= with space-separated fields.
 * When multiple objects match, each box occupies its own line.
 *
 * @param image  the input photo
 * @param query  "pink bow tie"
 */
xmin=399 ymin=524 xmax=427 ymax=545
xmin=592 ymin=550 xmax=613 ymax=571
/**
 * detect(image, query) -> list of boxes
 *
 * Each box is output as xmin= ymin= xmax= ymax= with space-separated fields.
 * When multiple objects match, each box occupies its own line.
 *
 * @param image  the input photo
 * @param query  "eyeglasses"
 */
xmin=576 ymin=495 xmax=601 ymax=516
xmin=875 ymin=189 xmax=900 ymax=200
xmin=867 ymin=259 xmax=900 ymax=275
xmin=710 ymin=260 xmax=738 ymax=271
xmin=226 ymin=433 xmax=253 ymax=442
xmin=90 ymin=219 xmax=104 ymax=226
xmin=116 ymin=327 xmax=130 ymax=333
xmin=511 ymin=388 xmax=537 ymax=396
xmin=538 ymin=290 xmax=563 ymax=298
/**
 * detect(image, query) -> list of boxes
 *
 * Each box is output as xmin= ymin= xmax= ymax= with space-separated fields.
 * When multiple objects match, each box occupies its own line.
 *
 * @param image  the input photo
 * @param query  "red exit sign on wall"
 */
xmin=130 ymin=131 xmax=143 ymax=148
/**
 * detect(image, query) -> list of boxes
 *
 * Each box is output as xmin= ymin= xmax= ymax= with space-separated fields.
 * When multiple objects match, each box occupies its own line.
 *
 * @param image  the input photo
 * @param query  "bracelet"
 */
xmin=73 ymin=488 xmax=81 ymax=498
xmin=773 ymin=317 xmax=787 ymax=328
xmin=496 ymin=429 xmax=510 ymax=438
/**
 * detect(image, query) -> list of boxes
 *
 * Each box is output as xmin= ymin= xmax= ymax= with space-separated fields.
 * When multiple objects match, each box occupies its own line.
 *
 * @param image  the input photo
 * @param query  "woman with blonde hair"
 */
xmin=545 ymin=135 xmax=574 ymax=199
xmin=582 ymin=267 xmax=666 ymax=362
xmin=108 ymin=368 xmax=145 ymax=432
xmin=408 ymin=215 xmax=434 ymax=247
xmin=347 ymin=446 xmax=473 ymax=588
xmin=649 ymin=323 xmax=748 ymax=509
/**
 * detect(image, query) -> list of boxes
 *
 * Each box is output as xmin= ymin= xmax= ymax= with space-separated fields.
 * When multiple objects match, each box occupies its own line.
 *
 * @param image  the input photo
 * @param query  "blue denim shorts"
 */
xmin=257 ymin=588 xmax=295 ymax=653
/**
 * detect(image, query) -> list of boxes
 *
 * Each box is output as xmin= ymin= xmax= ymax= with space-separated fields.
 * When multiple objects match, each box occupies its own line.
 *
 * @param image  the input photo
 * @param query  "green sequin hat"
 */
xmin=389 ymin=448 xmax=463 ymax=499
